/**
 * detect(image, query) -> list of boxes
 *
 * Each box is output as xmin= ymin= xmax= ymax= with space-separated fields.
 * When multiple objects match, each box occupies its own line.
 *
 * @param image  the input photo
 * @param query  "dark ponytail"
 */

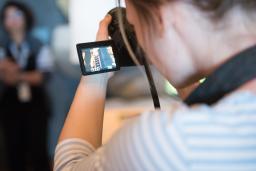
xmin=128 ymin=0 xmax=256 ymax=32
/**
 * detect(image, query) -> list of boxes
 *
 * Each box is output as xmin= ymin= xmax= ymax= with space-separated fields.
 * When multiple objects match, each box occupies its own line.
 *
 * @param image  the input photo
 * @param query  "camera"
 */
xmin=77 ymin=7 xmax=143 ymax=75
xmin=108 ymin=7 xmax=143 ymax=67
xmin=76 ymin=7 xmax=161 ymax=108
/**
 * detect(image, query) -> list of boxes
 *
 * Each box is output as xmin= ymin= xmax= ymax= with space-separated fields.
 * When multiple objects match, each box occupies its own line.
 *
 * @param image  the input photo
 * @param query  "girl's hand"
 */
xmin=81 ymin=14 xmax=113 ymax=84
xmin=96 ymin=14 xmax=112 ymax=41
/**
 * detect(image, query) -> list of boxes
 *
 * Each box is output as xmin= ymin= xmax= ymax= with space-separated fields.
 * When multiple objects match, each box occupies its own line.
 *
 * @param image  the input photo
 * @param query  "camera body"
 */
xmin=108 ymin=7 xmax=143 ymax=67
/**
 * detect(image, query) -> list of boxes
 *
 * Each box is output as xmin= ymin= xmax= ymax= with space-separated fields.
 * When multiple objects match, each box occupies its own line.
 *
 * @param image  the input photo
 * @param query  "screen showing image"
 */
xmin=81 ymin=46 xmax=117 ymax=73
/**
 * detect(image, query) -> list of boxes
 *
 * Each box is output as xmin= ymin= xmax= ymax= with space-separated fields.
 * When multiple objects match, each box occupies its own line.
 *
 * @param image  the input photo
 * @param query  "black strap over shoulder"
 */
xmin=185 ymin=45 xmax=256 ymax=106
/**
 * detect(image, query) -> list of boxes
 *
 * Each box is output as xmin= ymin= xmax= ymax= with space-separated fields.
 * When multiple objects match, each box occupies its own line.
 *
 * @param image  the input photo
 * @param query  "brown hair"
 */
xmin=128 ymin=0 xmax=256 ymax=32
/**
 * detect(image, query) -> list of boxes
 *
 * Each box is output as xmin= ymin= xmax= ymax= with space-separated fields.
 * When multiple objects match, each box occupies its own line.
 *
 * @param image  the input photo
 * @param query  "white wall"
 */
xmin=70 ymin=0 xmax=117 ymax=63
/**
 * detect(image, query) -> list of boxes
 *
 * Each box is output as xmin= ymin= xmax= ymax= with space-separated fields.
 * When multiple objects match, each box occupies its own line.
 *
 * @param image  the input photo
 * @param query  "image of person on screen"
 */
xmin=90 ymin=48 xmax=102 ymax=72
xmin=84 ymin=47 xmax=116 ymax=73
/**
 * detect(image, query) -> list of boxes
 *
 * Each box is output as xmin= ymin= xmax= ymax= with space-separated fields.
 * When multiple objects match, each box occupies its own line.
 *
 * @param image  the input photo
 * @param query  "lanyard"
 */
xmin=10 ymin=42 xmax=30 ymax=69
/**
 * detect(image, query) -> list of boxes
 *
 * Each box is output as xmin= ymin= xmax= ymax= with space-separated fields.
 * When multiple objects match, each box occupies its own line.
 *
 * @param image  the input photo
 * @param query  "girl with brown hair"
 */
xmin=54 ymin=0 xmax=256 ymax=170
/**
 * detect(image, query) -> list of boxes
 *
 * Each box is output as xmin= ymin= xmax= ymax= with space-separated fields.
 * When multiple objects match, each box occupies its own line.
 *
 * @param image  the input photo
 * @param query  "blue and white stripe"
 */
xmin=54 ymin=91 xmax=256 ymax=171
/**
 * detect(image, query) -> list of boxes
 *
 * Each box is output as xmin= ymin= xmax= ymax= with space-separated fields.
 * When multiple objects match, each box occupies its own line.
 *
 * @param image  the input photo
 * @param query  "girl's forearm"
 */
xmin=59 ymin=76 xmax=108 ymax=148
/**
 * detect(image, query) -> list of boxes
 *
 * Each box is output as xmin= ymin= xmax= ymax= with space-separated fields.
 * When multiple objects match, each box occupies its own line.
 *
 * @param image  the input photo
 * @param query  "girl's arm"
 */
xmin=58 ymin=15 xmax=112 ymax=148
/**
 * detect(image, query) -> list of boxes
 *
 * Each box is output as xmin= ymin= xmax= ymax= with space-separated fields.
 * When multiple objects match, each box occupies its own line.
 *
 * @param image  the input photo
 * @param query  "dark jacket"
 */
xmin=0 ymin=36 xmax=50 ymax=120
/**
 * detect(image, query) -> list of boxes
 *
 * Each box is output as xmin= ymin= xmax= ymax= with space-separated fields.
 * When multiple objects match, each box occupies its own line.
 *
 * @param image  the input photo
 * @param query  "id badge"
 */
xmin=18 ymin=82 xmax=31 ymax=103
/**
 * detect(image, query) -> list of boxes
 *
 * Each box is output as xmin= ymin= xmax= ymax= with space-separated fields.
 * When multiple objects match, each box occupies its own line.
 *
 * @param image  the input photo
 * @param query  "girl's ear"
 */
xmin=158 ymin=3 xmax=180 ymax=38
xmin=154 ymin=6 xmax=165 ymax=37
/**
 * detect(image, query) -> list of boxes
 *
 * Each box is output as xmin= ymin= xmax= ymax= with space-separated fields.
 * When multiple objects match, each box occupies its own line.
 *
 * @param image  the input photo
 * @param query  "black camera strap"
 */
xmin=185 ymin=45 xmax=256 ymax=106
xmin=142 ymin=56 xmax=161 ymax=109
xmin=108 ymin=6 xmax=161 ymax=109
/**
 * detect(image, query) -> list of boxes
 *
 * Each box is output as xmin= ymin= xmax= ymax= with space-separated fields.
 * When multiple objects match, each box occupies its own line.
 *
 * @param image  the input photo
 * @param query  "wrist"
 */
xmin=80 ymin=74 xmax=110 ymax=86
xmin=76 ymin=75 xmax=109 ymax=102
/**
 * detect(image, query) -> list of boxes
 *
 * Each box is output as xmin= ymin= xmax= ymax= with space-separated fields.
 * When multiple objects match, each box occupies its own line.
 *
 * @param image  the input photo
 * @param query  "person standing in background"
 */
xmin=0 ymin=1 xmax=53 ymax=171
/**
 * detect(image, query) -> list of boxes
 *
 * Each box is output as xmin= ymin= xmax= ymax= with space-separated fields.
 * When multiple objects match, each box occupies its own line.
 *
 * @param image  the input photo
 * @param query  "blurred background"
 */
xmin=0 ymin=0 xmax=177 ymax=170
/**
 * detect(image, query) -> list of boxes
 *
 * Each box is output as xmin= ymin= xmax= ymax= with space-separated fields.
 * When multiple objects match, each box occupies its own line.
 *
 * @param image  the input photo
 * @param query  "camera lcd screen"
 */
xmin=77 ymin=40 xmax=120 ymax=75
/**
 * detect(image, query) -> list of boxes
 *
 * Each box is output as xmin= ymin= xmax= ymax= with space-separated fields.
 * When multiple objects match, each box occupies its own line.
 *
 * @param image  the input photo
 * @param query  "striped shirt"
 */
xmin=54 ymin=91 xmax=256 ymax=171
